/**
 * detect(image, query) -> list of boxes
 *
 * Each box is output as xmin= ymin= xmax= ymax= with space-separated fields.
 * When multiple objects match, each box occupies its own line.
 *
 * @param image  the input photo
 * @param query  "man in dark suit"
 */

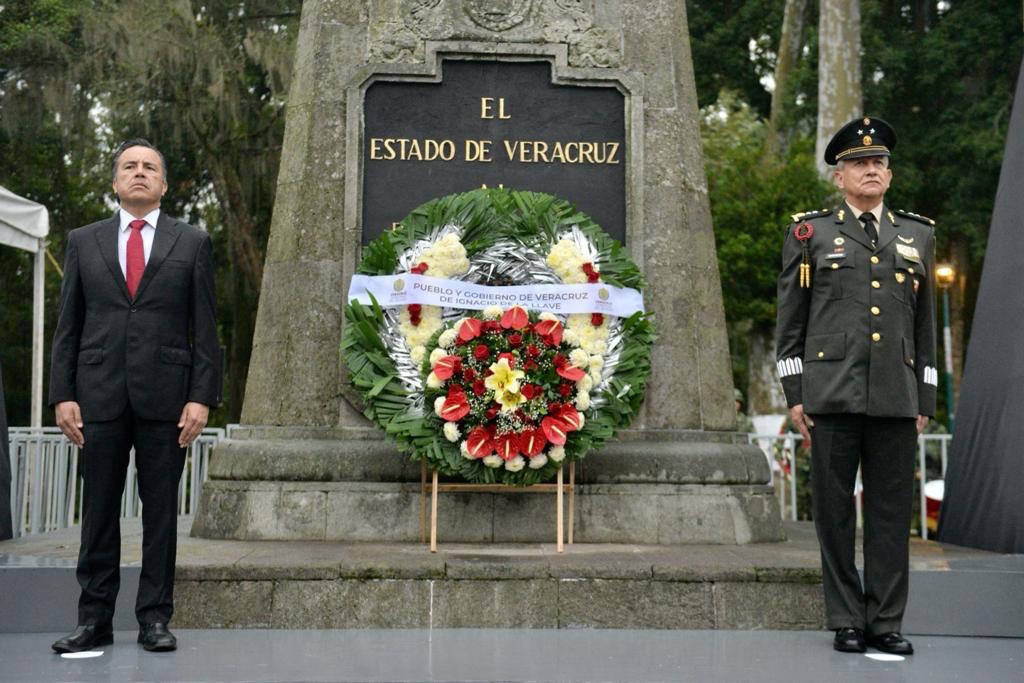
xmin=776 ymin=118 xmax=936 ymax=655
xmin=49 ymin=139 xmax=220 ymax=653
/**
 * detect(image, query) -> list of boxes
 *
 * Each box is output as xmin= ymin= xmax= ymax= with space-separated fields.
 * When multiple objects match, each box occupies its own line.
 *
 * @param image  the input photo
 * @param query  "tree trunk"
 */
xmin=765 ymin=0 xmax=808 ymax=158
xmin=816 ymin=0 xmax=863 ymax=178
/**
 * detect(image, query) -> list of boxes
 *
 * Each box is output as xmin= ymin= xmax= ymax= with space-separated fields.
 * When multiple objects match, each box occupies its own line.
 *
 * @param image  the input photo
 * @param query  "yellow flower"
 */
xmin=485 ymin=357 xmax=525 ymax=411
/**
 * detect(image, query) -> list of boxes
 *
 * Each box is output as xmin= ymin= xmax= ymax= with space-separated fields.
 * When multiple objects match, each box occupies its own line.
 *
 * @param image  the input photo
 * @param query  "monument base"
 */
xmin=191 ymin=428 xmax=785 ymax=544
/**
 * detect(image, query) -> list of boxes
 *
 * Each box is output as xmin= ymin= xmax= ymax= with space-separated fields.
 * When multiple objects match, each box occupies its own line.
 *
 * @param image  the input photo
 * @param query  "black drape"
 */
xmin=937 ymin=55 xmax=1024 ymax=553
xmin=0 ymin=361 xmax=13 ymax=540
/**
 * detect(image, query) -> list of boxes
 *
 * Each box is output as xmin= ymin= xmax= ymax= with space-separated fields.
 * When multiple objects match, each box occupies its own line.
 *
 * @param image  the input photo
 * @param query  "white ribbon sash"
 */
xmin=347 ymin=273 xmax=645 ymax=316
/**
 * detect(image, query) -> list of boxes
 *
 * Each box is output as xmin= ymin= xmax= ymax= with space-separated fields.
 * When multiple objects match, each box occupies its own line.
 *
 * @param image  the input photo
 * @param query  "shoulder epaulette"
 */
xmin=790 ymin=208 xmax=833 ymax=223
xmin=894 ymin=209 xmax=936 ymax=226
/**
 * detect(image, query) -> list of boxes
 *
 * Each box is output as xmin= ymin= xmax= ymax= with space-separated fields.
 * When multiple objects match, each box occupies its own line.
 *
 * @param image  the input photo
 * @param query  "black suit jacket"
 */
xmin=49 ymin=212 xmax=221 ymax=422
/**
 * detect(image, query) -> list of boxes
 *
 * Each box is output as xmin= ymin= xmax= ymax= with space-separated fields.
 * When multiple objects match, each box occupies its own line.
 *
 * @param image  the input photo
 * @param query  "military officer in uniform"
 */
xmin=776 ymin=117 xmax=937 ymax=654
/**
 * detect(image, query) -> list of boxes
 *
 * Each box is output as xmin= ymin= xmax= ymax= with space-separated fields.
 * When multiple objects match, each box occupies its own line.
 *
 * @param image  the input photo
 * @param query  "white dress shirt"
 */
xmin=118 ymin=208 xmax=160 ymax=277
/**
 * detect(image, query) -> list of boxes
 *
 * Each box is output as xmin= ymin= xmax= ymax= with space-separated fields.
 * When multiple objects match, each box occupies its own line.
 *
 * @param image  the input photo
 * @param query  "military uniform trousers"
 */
xmin=76 ymin=407 xmax=186 ymax=627
xmin=809 ymin=413 xmax=917 ymax=634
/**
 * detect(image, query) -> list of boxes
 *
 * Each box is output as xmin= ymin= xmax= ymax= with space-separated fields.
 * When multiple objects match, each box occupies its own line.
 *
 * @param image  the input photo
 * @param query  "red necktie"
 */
xmin=126 ymin=219 xmax=146 ymax=298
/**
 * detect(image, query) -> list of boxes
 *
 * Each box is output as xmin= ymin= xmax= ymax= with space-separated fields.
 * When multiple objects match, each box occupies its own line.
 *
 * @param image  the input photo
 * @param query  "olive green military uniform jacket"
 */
xmin=776 ymin=202 xmax=938 ymax=418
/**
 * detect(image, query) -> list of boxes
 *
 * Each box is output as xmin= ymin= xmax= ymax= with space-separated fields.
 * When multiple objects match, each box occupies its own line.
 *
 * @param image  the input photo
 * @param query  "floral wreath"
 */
xmin=342 ymin=188 xmax=655 ymax=485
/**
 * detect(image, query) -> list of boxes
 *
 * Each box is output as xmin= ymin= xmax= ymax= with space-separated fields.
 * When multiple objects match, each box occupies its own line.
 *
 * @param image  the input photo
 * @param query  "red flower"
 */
xmin=541 ymin=416 xmax=570 ymax=445
xmin=486 ymin=405 xmax=500 ymax=420
xmin=500 ymin=305 xmax=529 ymax=330
xmin=485 ymin=320 xmax=502 ymax=333
xmin=526 ymin=344 xmax=541 ymax=358
xmin=558 ymin=383 xmax=573 ymax=397
xmin=466 ymin=426 xmax=493 ymax=457
xmin=591 ymin=312 xmax=604 ymax=326
xmin=519 ymin=428 xmax=547 ymax=457
xmin=547 ymin=402 xmax=561 ymax=415
xmin=408 ymin=304 xmax=422 ymax=315
xmin=524 ymin=359 xmax=539 ymax=371
xmin=508 ymin=332 xmax=523 ymax=347
xmin=587 ymin=272 xmax=600 ymax=283
xmin=473 ymin=344 xmax=490 ymax=361
xmin=534 ymin=319 xmax=563 ymax=346
xmin=553 ymin=354 xmax=586 ymax=381
xmin=439 ymin=390 xmax=470 ymax=422
xmin=497 ymin=352 xmax=516 ymax=368
xmin=521 ymin=383 xmax=540 ymax=400
xmin=462 ymin=368 xmax=477 ymax=382
xmin=459 ymin=318 xmax=483 ymax=341
xmin=409 ymin=315 xmax=421 ymax=326
xmin=472 ymin=379 xmax=486 ymax=396
xmin=556 ymin=404 xmax=583 ymax=431
xmin=495 ymin=432 xmax=521 ymax=461
xmin=581 ymin=262 xmax=596 ymax=277
xmin=432 ymin=355 xmax=463 ymax=380
xmin=411 ymin=262 xmax=429 ymax=275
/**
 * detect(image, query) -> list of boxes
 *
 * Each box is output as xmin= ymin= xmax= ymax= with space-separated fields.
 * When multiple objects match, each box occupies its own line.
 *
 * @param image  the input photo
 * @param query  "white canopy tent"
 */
xmin=0 ymin=185 xmax=50 ymax=427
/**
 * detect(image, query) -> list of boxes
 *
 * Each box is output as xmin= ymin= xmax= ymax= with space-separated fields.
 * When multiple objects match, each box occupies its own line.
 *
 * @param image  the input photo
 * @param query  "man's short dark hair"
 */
xmin=111 ymin=138 xmax=167 ymax=180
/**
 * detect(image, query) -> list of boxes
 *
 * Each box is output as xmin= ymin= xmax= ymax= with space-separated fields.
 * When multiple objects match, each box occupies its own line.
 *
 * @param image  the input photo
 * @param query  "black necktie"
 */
xmin=859 ymin=212 xmax=879 ymax=247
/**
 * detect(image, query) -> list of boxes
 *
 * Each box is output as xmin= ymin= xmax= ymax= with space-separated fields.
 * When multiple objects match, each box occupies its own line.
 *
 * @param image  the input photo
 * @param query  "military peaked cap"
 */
xmin=824 ymin=116 xmax=897 ymax=165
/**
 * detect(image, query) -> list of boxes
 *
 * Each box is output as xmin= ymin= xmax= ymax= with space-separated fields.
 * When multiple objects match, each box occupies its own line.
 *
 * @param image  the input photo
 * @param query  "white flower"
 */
xmin=590 ymin=368 xmax=603 ymax=384
xmin=482 ymin=454 xmax=503 ymax=468
xmin=575 ymin=412 xmax=586 ymax=429
xmin=426 ymin=372 xmax=443 ymax=389
xmin=576 ymin=374 xmax=594 ymax=392
xmin=443 ymin=422 xmax=460 ymax=442
xmin=589 ymin=355 xmax=604 ymax=371
xmin=548 ymin=445 xmax=566 ymax=462
xmin=504 ymin=455 xmax=526 ymax=472
xmin=434 ymin=396 xmax=446 ymax=416
xmin=575 ymin=391 xmax=591 ymax=411
xmin=483 ymin=305 xmax=503 ymax=320
xmin=429 ymin=347 xmax=446 ymax=365
xmin=569 ymin=348 xmax=589 ymax=368
xmin=460 ymin=440 xmax=474 ymax=459
xmin=438 ymin=329 xmax=457 ymax=348
xmin=410 ymin=345 xmax=426 ymax=364
xmin=528 ymin=453 xmax=548 ymax=469
xmin=562 ymin=329 xmax=579 ymax=346
xmin=539 ymin=312 xmax=559 ymax=322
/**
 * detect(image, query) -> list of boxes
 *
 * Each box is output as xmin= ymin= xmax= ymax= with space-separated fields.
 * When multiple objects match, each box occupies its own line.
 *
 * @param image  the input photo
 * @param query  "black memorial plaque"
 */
xmin=362 ymin=60 xmax=626 ymax=244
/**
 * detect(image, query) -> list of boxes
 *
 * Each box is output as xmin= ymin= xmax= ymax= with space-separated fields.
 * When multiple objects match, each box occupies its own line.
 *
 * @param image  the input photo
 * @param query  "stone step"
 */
xmin=2 ymin=520 xmax=1021 ymax=635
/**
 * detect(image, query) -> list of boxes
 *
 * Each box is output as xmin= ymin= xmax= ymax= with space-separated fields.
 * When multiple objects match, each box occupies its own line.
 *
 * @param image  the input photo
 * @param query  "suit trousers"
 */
xmin=808 ymin=414 xmax=917 ymax=635
xmin=76 ymin=408 xmax=185 ymax=626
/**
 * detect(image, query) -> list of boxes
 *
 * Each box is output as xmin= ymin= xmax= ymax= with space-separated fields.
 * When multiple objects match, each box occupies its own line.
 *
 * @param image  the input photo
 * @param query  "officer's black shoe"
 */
xmin=138 ymin=623 xmax=177 ymax=652
xmin=868 ymin=632 xmax=914 ymax=655
xmin=51 ymin=624 xmax=113 ymax=653
xmin=833 ymin=627 xmax=867 ymax=653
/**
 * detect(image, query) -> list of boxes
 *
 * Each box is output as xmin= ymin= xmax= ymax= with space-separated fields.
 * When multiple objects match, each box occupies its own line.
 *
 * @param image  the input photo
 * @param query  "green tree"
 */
xmin=0 ymin=1 xmax=301 ymax=425
xmin=701 ymin=91 xmax=832 ymax=406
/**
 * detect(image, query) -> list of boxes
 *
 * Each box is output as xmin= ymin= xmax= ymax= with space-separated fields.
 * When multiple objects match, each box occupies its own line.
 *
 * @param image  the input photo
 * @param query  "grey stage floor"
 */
xmin=0 ymin=629 xmax=1020 ymax=683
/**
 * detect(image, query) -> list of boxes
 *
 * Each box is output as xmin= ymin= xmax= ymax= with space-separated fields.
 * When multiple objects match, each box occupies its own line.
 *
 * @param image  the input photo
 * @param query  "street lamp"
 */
xmin=935 ymin=264 xmax=956 ymax=433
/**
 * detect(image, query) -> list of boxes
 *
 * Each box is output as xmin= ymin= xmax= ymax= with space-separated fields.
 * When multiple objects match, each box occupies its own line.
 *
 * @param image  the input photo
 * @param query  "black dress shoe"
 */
xmin=138 ymin=623 xmax=177 ymax=652
xmin=869 ymin=632 xmax=914 ymax=655
xmin=51 ymin=624 xmax=113 ymax=653
xmin=833 ymin=627 xmax=867 ymax=653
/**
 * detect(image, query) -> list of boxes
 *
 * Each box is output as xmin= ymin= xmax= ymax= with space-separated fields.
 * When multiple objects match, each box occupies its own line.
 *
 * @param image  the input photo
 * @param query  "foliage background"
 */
xmin=0 ymin=0 xmax=1020 ymax=427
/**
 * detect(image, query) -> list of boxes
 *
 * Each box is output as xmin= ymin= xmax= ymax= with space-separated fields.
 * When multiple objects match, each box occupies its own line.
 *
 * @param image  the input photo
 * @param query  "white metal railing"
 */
xmin=749 ymin=432 xmax=952 ymax=539
xmin=6 ymin=426 xmax=223 ymax=539
xmin=5 ymin=428 xmax=952 ymax=540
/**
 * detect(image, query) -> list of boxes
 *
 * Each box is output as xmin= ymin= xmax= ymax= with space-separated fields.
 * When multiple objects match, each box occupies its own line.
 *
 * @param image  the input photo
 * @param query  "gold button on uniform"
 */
xmin=871 ymin=306 xmax=880 ymax=315
xmin=908 ymin=267 xmax=915 ymax=274
xmin=872 ymin=280 xmax=881 ymax=289
xmin=870 ymin=256 xmax=880 ymax=264
xmin=831 ymin=263 xmax=839 ymax=270
xmin=872 ymin=332 xmax=881 ymax=342
xmin=818 ymin=351 xmax=825 ymax=358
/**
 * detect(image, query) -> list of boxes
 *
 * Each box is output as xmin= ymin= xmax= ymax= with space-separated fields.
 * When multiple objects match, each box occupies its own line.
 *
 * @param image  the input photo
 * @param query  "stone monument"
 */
xmin=192 ymin=0 xmax=784 ymax=544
